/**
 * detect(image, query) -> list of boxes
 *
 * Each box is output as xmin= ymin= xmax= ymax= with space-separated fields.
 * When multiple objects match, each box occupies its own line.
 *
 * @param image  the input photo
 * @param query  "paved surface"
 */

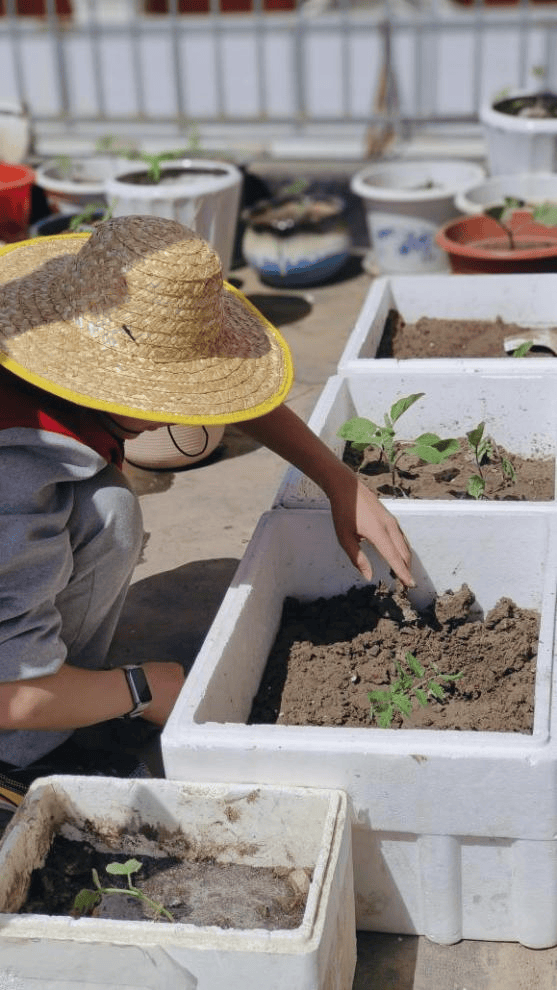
xmin=110 ymin=255 xmax=554 ymax=990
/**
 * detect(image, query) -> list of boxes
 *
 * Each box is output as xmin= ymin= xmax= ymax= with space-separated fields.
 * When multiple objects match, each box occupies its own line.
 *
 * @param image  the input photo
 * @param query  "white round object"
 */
xmin=480 ymin=95 xmax=557 ymax=176
xmin=351 ymin=159 xmax=485 ymax=274
xmin=455 ymin=171 xmax=557 ymax=215
xmin=124 ymin=424 xmax=225 ymax=470
xmin=105 ymin=158 xmax=243 ymax=277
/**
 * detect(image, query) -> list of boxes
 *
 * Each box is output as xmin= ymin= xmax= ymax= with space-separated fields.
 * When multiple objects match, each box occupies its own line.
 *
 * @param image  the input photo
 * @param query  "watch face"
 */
xmin=128 ymin=665 xmax=151 ymax=704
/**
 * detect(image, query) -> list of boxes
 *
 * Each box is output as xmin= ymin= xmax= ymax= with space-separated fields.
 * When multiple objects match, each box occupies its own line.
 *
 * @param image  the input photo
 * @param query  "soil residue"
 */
xmin=378 ymin=311 xmax=557 ymax=359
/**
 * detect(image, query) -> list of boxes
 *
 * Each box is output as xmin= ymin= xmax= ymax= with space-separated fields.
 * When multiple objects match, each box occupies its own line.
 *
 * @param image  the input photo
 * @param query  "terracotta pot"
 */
xmin=435 ymin=210 xmax=557 ymax=274
xmin=0 ymin=161 xmax=34 ymax=243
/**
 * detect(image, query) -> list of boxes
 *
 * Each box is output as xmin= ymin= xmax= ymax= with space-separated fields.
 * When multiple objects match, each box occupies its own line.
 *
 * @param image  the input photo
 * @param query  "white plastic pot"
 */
xmin=480 ymin=95 xmax=557 ymax=176
xmin=0 ymin=776 xmax=356 ymax=990
xmin=34 ymin=156 xmax=126 ymax=214
xmin=337 ymin=271 xmax=557 ymax=372
xmin=0 ymin=101 xmax=31 ymax=163
xmin=163 ymin=505 xmax=557 ymax=946
xmin=350 ymin=159 xmax=485 ymax=275
xmin=454 ymin=171 xmax=557 ymax=215
xmin=105 ymin=158 xmax=243 ymax=278
xmin=275 ymin=367 xmax=557 ymax=509
xmin=124 ymin=424 xmax=224 ymax=470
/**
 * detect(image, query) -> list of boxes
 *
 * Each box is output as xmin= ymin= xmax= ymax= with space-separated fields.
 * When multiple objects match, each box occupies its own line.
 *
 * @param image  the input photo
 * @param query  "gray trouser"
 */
xmin=5 ymin=464 xmax=144 ymax=768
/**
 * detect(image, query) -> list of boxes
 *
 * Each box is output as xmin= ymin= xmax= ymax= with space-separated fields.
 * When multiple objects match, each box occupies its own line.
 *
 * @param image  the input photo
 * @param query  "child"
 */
xmin=0 ymin=215 xmax=413 ymax=816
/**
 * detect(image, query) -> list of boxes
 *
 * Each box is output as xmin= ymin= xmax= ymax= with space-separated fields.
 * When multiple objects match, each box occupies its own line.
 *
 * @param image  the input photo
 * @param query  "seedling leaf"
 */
xmin=512 ymin=340 xmax=534 ymax=357
xmin=467 ymin=474 xmax=486 ymax=499
xmin=415 ymin=688 xmax=428 ymax=707
xmin=73 ymin=888 xmax=101 ymax=915
xmin=389 ymin=393 xmax=424 ymax=424
xmin=466 ymin=422 xmax=485 ymax=450
xmin=337 ymin=417 xmax=380 ymax=445
xmin=501 ymin=457 xmax=516 ymax=481
xmin=106 ymin=859 xmax=142 ymax=879
xmin=405 ymin=652 xmax=424 ymax=678
xmin=532 ymin=201 xmax=557 ymax=227
xmin=428 ymin=680 xmax=446 ymax=700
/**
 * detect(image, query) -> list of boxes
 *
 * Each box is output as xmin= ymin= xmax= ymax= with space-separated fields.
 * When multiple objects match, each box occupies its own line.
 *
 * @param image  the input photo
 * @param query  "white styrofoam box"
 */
xmin=337 ymin=272 xmax=557 ymax=373
xmin=163 ymin=505 xmax=557 ymax=947
xmin=275 ymin=367 xmax=557 ymax=509
xmin=0 ymin=776 xmax=355 ymax=990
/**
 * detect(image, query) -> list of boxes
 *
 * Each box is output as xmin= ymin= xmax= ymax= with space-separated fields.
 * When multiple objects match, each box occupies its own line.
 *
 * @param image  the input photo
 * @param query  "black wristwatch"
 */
xmin=120 ymin=665 xmax=152 ymax=719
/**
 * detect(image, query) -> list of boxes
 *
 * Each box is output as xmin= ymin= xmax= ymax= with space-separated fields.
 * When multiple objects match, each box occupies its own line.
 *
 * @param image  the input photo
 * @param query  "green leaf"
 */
xmin=337 ymin=417 xmax=380 ymax=445
xmin=467 ymin=475 xmax=485 ymax=500
xmin=415 ymin=688 xmax=428 ymax=707
xmin=438 ymin=671 xmax=464 ymax=682
xmin=512 ymin=340 xmax=534 ymax=358
xmin=368 ymin=689 xmax=391 ymax=707
xmin=377 ymin=705 xmax=395 ymax=728
xmin=428 ymin=681 xmax=446 ymax=700
xmin=106 ymin=858 xmax=142 ymax=878
xmin=501 ymin=457 xmax=516 ymax=481
xmin=393 ymin=693 xmax=413 ymax=717
xmin=389 ymin=393 xmax=424 ymax=425
xmin=73 ymin=888 xmax=101 ymax=916
xmin=408 ymin=439 xmax=459 ymax=464
xmin=466 ymin=422 xmax=485 ymax=450
xmin=532 ymin=201 xmax=557 ymax=227
xmin=405 ymin=652 xmax=424 ymax=678
xmin=477 ymin=437 xmax=493 ymax=463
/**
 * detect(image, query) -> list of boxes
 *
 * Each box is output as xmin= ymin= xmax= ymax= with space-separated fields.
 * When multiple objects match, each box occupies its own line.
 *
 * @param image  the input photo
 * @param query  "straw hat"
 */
xmin=0 ymin=215 xmax=293 ymax=425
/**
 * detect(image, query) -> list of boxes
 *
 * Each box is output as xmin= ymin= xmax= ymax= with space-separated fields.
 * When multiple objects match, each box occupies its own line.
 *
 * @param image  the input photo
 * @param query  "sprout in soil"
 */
xmin=465 ymin=421 xmax=516 ymax=500
xmin=72 ymin=857 xmax=174 ymax=922
xmin=484 ymin=197 xmax=557 ymax=250
xmin=337 ymin=393 xmax=460 ymax=497
xmin=368 ymin=651 xmax=463 ymax=728
xmin=67 ymin=200 xmax=115 ymax=233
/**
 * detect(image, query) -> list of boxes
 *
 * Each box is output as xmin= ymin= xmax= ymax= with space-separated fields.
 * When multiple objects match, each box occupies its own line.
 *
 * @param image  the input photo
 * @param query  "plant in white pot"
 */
xmin=104 ymin=149 xmax=243 ymax=279
xmin=480 ymin=90 xmax=557 ymax=176
xmin=350 ymin=158 xmax=485 ymax=275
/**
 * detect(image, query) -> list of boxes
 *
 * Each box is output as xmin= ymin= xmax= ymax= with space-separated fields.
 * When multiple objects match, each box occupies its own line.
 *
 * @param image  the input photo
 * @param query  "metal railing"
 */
xmin=2 ymin=0 xmax=557 ymax=143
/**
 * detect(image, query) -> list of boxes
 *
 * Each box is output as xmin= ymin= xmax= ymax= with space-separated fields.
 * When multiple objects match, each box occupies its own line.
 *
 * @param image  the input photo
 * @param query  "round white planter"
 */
xmin=455 ymin=171 xmax=557 ymax=215
xmin=480 ymin=95 xmax=557 ymax=176
xmin=0 ymin=101 xmax=31 ymax=163
xmin=350 ymin=159 xmax=485 ymax=275
xmin=104 ymin=158 xmax=243 ymax=278
xmin=34 ymin=155 xmax=126 ymax=214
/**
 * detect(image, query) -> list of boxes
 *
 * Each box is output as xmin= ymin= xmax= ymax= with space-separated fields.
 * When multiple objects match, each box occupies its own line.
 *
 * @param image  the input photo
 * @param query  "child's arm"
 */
xmin=237 ymin=404 xmax=414 ymax=587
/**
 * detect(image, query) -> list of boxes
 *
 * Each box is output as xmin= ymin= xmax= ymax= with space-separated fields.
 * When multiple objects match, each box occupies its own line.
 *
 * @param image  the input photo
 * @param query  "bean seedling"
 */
xmin=72 ymin=857 xmax=174 ymax=922
xmin=337 ymin=393 xmax=460 ymax=496
xmin=484 ymin=196 xmax=557 ymax=250
xmin=369 ymin=651 xmax=464 ymax=727
xmin=465 ymin=421 xmax=516 ymax=499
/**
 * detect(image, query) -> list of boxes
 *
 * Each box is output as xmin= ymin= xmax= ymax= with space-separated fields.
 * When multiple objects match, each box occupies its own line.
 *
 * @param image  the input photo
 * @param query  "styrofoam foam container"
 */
xmin=275 ymin=368 xmax=557 ymax=509
xmin=337 ymin=272 xmax=557 ymax=373
xmin=163 ymin=505 xmax=557 ymax=947
xmin=0 ymin=776 xmax=355 ymax=990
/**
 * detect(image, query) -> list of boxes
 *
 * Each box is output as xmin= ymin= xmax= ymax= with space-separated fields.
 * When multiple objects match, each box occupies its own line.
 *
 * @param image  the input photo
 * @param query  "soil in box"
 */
xmin=249 ymin=583 xmax=539 ymax=732
xmin=342 ymin=438 xmax=554 ymax=501
xmin=20 ymin=833 xmax=310 ymax=928
xmin=378 ymin=310 xmax=557 ymax=359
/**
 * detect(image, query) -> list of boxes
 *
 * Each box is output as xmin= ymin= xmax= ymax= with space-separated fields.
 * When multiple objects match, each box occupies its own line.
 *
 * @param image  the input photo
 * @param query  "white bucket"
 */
xmin=455 ymin=171 xmax=557 ymax=215
xmin=351 ymin=159 xmax=485 ymax=275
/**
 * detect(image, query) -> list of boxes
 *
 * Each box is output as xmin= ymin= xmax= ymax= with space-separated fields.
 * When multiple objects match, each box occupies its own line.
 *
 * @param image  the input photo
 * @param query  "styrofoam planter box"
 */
xmin=0 ymin=776 xmax=355 ymax=990
xmin=163 ymin=506 xmax=557 ymax=947
xmin=337 ymin=272 xmax=557 ymax=373
xmin=275 ymin=368 xmax=557 ymax=509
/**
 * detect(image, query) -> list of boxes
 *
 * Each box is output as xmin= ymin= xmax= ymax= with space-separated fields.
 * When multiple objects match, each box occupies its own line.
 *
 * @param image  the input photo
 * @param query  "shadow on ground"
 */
xmin=107 ymin=558 xmax=240 ymax=675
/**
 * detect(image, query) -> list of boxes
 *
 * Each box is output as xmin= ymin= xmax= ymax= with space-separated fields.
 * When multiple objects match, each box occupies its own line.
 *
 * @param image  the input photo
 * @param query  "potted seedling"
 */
xmin=241 ymin=178 xmax=351 ymax=287
xmin=104 ymin=149 xmax=243 ymax=278
xmin=0 ymin=775 xmax=355 ymax=990
xmin=480 ymin=89 xmax=557 ymax=176
xmin=435 ymin=196 xmax=557 ymax=273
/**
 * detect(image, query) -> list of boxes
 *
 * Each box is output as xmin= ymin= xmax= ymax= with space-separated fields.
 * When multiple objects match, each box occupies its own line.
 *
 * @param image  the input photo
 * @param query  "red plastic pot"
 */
xmin=435 ymin=210 xmax=557 ymax=274
xmin=0 ymin=161 xmax=34 ymax=243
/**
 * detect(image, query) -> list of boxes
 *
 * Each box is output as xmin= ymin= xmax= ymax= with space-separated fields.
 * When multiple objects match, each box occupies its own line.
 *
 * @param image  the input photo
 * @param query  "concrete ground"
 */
xmin=110 ymin=255 xmax=555 ymax=990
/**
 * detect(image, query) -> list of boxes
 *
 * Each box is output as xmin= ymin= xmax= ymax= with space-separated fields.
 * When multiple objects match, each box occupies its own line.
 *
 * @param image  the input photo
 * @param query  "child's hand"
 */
xmin=329 ymin=478 xmax=414 ymax=588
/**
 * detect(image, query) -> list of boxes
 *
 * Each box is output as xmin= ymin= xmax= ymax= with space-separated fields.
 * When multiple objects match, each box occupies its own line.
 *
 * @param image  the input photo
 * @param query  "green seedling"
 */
xmin=337 ymin=393 xmax=460 ymax=496
xmin=73 ymin=857 xmax=174 ymax=922
xmin=512 ymin=340 xmax=534 ymax=358
xmin=465 ymin=421 xmax=516 ymax=499
xmin=484 ymin=196 xmax=557 ymax=250
xmin=368 ymin=651 xmax=464 ymax=728
xmin=126 ymin=149 xmax=189 ymax=184
xmin=67 ymin=200 xmax=115 ymax=232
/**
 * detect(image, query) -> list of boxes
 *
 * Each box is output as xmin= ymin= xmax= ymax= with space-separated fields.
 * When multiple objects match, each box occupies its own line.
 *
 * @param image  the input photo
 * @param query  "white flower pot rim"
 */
xmin=480 ymin=97 xmax=557 ymax=134
xmin=455 ymin=171 xmax=557 ymax=215
xmin=350 ymin=159 xmax=485 ymax=203
xmin=110 ymin=157 xmax=242 ymax=197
